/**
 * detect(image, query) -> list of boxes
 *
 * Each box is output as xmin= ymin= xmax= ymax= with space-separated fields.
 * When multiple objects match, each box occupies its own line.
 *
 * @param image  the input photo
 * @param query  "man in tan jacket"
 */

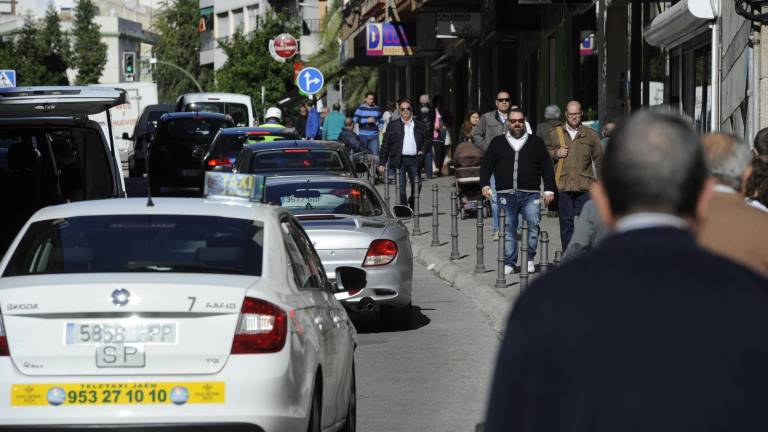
xmin=546 ymin=100 xmax=603 ymax=250
xmin=699 ymin=133 xmax=768 ymax=277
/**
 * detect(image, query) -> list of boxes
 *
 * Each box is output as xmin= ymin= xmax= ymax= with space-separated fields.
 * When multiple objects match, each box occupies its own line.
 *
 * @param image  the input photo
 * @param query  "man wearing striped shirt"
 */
xmin=353 ymin=92 xmax=384 ymax=155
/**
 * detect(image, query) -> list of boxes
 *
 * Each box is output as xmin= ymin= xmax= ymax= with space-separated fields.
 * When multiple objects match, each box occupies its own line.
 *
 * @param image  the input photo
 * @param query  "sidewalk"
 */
xmin=376 ymin=176 xmax=563 ymax=333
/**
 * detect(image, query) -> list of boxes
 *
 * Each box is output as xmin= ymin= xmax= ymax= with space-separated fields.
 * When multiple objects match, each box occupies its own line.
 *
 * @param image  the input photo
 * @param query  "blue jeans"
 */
xmin=360 ymin=134 xmax=379 ymax=155
xmin=498 ymin=191 xmax=540 ymax=266
xmin=490 ymin=175 xmax=499 ymax=232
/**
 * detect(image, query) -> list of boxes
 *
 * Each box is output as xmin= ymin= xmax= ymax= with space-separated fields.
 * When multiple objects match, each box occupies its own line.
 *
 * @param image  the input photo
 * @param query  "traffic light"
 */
xmin=123 ymin=52 xmax=135 ymax=77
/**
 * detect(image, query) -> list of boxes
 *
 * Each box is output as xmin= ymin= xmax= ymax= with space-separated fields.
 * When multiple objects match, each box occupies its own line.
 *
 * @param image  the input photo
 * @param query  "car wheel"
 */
xmin=340 ymin=364 xmax=356 ymax=432
xmin=383 ymin=302 xmax=412 ymax=331
xmin=307 ymin=380 xmax=322 ymax=432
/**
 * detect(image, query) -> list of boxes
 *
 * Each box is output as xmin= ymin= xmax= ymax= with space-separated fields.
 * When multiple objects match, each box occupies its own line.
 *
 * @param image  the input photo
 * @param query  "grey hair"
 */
xmin=544 ymin=105 xmax=560 ymax=120
xmin=702 ymin=133 xmax=753 ymax=190
xmin=603 ymin=110 xmax=706 ymax=217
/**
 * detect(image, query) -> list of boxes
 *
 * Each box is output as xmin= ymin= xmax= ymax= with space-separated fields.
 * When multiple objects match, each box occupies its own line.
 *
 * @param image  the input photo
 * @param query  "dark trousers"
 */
xmin=398 ymin=155 xmax=421 ymax=207
xmin=433 ymin=140 xmax=446 ymax=176
xmin=558 ymin=191 xmax=590 ymax=250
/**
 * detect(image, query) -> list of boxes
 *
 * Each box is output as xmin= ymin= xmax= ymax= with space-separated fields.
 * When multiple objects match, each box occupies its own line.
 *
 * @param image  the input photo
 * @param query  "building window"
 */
xmin=232 ymin=8 xmax=244 ymax=33
xmin=247 ymin=6 xmax=259 ymax=32
xmin=216 ymin=12 xmax=229 ymax=38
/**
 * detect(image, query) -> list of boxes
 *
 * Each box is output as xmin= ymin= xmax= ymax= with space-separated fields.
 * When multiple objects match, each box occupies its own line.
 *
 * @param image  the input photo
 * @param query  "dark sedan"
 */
xmin=233 ymin=140 xmax=368 ymax=178
xmin=203 ymin=126 xmax=300 ymax=172
xmin=147 ymin=112 xmax=234 ymax=195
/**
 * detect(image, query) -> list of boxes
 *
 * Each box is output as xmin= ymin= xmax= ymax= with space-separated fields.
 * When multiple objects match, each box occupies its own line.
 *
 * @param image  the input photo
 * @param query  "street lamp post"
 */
xmin=149 ymin=58 xmax=204 ymax=93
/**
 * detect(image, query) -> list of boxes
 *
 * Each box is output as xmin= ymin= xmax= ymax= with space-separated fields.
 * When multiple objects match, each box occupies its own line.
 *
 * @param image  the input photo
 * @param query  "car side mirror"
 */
xmin=122 ymin=132 xmax=131 ymax=140
xmin=334 ymin=266 xmax=367 ymax=293
xmin=392 ymin=205 xmax=414 ymax=219
xmin=355 ymin=162 xmax=368 ymax=173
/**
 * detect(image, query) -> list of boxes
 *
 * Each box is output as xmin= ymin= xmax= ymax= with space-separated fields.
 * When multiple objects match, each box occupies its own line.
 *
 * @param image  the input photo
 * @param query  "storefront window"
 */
xmin=693 ymin=46 xmax=711 ymax=133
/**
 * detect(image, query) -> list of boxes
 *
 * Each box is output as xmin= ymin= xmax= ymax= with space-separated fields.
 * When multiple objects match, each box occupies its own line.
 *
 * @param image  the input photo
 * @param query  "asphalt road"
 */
xmin=352 ymin=264 xmax=501 ymax=432
xmin=125 ymin=176 xmax=503 ymax=431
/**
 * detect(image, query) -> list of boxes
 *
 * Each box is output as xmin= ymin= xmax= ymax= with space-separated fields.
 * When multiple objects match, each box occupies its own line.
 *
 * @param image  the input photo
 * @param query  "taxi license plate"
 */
xmin=11 ymin=382 xmax=225 ymax=407
xmin=65 ymin=322 xmax=177 ymax=345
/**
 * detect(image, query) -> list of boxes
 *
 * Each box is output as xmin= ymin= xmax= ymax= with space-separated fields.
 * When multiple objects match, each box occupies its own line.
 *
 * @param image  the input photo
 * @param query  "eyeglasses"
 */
xmin=566 ymin=112 xmax=582 ymax=117
xmin=399 ymin=107 xmax=412 ymax=112
xmin=508 ymin=119 xmax=525 ymax=124
xmin=496 ymin=98 xmax=511 ymax=103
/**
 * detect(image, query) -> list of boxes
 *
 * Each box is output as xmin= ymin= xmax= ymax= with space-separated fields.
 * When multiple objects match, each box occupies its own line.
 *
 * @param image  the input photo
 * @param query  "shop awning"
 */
xmin=644 ymin=0 xmax=717 ymax=48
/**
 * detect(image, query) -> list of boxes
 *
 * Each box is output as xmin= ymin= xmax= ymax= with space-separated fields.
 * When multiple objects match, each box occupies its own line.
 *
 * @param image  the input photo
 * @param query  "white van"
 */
xmin=0 ymin=86 xmax=128 ymax=254
xmin=175 ymin=92 xmax=255 ymax=127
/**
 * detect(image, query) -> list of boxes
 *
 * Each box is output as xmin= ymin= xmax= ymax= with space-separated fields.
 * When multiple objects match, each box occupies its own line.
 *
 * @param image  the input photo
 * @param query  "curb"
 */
xmin=411 ymin=242 xmax=519 ymax=334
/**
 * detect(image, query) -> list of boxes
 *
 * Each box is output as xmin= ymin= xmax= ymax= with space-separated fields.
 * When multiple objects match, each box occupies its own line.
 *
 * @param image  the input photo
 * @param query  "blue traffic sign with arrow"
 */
xmin=296 ymin=67 xmax=324 ymax=95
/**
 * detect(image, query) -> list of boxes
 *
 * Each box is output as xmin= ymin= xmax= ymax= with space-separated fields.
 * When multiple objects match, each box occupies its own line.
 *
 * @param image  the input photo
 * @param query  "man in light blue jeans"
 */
xmin=498 ymin=191 xmax=541 ymax=271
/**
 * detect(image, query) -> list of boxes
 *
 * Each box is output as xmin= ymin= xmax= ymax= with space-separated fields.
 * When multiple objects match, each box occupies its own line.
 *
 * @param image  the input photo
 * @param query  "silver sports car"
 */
xmin=265 ymin=176 xmax=414 ymax=330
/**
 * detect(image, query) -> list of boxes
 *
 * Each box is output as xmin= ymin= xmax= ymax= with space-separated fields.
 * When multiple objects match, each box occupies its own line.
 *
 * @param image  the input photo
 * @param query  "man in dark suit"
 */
xmin=484 ymin=110 xmax=768 ymax=432
xmin=379 ymin=97 xmax=430 ymax=207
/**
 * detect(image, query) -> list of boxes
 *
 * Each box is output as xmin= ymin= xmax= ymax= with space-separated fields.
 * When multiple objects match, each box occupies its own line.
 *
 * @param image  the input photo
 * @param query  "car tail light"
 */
xmin=284 ymin=149 xmax=309 ymax=153
xmin=231 ymin=297 xmax=287 ymax=354
xmin=207 ymin=157 xmax=232 ymax=168
xmin=0 ymin=311 xmax=9 ymax=356
xmin=363 ymin=239 xmax=398 ymax=267
xmin=247 ymin=131 xmax=270 ymax=135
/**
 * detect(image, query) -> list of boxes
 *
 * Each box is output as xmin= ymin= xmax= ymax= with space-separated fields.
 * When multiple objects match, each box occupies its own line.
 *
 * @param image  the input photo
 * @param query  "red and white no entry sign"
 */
xmin=269 ymin=33 xmax=298 ymax=62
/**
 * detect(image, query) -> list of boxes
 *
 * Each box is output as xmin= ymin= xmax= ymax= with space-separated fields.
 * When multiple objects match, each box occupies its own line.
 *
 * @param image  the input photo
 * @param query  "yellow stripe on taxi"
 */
xmin=11 ymin=382 xmax=225 ymax=406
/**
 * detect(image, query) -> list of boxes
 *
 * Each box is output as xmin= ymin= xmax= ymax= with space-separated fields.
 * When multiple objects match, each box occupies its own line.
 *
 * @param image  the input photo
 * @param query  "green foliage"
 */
xmin=72 ymin=0 xmax=107 ymax=84
xmin=12 ymin=14 xmax=48 ymax=85
xmin=216 ymin=10 xmax=300 ymax=119
xmin=152 ymin=0 xmax=214 ymax=103
xmin=39 ymin=4 xmax=71 ymax=85
xmin=306 ymin=0 xmax=376 ymax=108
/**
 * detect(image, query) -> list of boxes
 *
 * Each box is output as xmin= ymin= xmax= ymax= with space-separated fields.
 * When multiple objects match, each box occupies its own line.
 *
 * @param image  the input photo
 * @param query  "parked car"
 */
xmin=125 ymin=103 xmax=173 ymax=177
xmin=234 ymin=140 xmax=368 ymax=178
xmin=203 ymin=126 xmax=300 ymax=172
xmin=175 ymin=92 xmax=255 ymax=127
xmin=147 ymin=112 xmax=234 ymax=195
xmin=0 ymin=86 xmax=127 ymax=255
xmin=264 ymin=175 xmax=415 ymax=330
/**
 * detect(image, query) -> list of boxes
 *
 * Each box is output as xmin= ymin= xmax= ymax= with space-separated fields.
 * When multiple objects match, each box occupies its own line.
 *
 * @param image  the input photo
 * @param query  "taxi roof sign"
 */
xmin=204 ymin=172 xmax=265 ymax=202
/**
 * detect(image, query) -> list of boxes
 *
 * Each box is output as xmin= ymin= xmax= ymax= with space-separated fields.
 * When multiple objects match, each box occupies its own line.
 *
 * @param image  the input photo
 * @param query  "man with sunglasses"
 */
xmin=473 ymin=90 xmax=514 ymax=240
xmin=480 ymin=108 xmax=556 ymax=274
xmin=379 ymin=98 xmax=430 ymax=207
xmin=545 ymin=100 xmax=603 ymax=250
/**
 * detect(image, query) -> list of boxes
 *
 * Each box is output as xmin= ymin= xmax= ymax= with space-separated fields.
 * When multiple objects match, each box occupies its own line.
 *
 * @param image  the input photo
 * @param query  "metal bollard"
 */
xmin=539 ymin=231 xmax=551 ymax=273
xmin=474 ymin=200 xmax=485 ymax=273
xmin=395 ymin=168 xmax=401 ymax=205
xmin=494 ymin=207 xmax=507 ymax=288
xmin=450 ymin=190 xmax=460 ymax=260
xmin=383 ymin=168 xmax=390 ymax=207
xmin=412 ymin=175 xmax=421 ymax=235
xmin=431 ymin=184 xmax=440 ymax=247
xmin=554 ymin=251 xmax=561 ymax=266
xmin=519 ymin=220 xmax=529 ymax=291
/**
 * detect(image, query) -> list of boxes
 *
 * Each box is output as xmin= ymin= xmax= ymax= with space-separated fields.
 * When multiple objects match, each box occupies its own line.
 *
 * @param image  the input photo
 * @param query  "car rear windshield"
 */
xmin=250 ymin=149 xmax=346 ymax=172
xmin=3 ymin=215 xmax=263 ymax=277
xmin=265 ymin=181 xmax=384 ymax=216
xmin=210 ymin=134 xmax=288 ymax=156
xmin=185 ymin=102 xmax=249 ymax=127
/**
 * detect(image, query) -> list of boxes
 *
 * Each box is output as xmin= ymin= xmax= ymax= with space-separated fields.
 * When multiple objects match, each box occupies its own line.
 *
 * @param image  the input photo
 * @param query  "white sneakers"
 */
xmin=504 ymin=265 xmax=515 ymax=275
xmin=528 ymin=260 xmax=535 ymax=273
xmin=502 ymin=262 xmax=535 ymax=276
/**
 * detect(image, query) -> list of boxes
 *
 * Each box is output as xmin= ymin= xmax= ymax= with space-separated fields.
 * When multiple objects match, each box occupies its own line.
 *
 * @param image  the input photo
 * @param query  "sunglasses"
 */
xmin=508 ymin=119 xmax=525 ymax=124
xmin=399 ymin=107 xmax=412 ymax=112
xmin=496 ymin=98 xmax=511 ymax=103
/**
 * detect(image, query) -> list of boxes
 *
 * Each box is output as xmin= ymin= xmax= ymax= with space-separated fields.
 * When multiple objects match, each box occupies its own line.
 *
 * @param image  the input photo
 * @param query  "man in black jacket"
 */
xmin=484 ymin=110 xmax=768 ymax=432
xmin=379 ymin=97 xmax=430 ymax=207
xmin=480 ymin=108 xmax=556 ymax=274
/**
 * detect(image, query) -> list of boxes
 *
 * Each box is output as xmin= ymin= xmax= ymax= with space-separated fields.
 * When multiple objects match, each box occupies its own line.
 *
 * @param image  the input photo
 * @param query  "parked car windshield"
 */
xmin=249 ymin=149 xmax=347 ymax=173
xmin=265 ymin=181 xmax=384 ymax=217
xmin=3 ymin=215 xmax=264 ymax=276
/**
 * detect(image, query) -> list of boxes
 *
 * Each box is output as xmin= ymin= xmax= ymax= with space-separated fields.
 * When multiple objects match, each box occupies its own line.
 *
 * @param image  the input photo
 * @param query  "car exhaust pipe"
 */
xmin=358 ymin=297 xmax=376 ymax=312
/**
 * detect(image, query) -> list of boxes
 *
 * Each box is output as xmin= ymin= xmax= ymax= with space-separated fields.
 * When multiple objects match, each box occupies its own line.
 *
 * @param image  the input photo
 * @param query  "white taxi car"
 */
xmin=0 ymin=173 xmax=362 ymax=432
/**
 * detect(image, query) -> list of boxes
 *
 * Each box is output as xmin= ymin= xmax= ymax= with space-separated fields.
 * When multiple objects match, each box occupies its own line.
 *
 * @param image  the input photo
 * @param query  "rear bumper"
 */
xmin=331 ymin=260 xmax=412 ymax=308
xmin=0 ymin=352 xmax=311 ymax=432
